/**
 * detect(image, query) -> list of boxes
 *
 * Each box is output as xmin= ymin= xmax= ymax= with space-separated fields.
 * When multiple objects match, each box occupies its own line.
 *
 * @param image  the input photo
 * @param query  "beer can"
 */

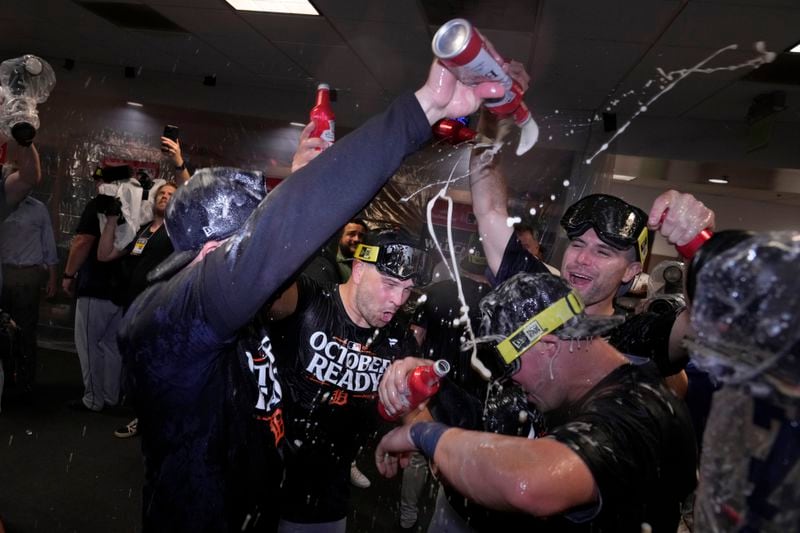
xmin=432 ymin=18 xmax=528 ymax=122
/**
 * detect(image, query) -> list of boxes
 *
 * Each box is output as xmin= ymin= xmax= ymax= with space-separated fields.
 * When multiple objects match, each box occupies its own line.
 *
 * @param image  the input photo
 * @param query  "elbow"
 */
xmin=502 ymin=478 xmax=572 ymax=518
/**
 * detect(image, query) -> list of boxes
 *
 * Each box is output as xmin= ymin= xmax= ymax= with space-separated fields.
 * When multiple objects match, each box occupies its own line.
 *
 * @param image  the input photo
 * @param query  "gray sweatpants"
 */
xmin=74 ymin=297 xmax=123 ymax=410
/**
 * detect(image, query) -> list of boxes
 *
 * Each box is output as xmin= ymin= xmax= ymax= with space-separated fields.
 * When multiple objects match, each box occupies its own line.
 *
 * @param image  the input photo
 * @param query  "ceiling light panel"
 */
xmin=224 ymin=0 xmax=319 ymax=15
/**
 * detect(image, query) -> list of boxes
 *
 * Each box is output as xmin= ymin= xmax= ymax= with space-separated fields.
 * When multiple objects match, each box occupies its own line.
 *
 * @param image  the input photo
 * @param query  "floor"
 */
xmin=0 ymin=345 xmax=438 ymax=533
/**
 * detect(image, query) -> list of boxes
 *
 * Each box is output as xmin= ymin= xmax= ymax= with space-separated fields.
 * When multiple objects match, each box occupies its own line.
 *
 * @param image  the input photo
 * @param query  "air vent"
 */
xmin=743 ymin=53 xmax=800 ymax=86
xmin=75 ymin=2 xmax=187 ymax=32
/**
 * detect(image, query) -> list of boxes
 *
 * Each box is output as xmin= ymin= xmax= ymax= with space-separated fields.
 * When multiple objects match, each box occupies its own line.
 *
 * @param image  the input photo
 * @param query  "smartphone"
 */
xmin=162 ymin=124 xmax=179 ymax=152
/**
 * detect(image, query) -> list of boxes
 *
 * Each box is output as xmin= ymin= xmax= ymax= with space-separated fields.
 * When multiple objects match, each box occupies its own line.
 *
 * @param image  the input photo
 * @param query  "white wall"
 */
xmin=608 ymin=181 xmax=800 ymax=258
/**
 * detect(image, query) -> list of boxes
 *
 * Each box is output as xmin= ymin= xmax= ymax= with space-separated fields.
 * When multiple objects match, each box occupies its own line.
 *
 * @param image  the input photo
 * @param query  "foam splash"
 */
xmin=585 ymin=42 xmax=777 ymax=165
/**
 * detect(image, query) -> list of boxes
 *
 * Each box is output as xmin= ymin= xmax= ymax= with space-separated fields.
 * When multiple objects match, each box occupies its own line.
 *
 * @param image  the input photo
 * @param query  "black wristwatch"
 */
xmin=175 ymin=161 xmax=187 ymax=171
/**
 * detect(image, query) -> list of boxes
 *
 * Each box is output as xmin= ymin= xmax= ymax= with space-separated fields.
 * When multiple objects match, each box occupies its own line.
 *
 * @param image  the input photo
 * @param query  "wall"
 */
xmin=608 ymin=180 xmax=800 ymax=260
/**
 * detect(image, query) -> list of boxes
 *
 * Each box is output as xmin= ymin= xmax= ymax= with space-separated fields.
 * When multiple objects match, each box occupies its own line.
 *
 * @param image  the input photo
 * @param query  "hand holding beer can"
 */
xmin=432 ymin=19 xmax=539 ymax=155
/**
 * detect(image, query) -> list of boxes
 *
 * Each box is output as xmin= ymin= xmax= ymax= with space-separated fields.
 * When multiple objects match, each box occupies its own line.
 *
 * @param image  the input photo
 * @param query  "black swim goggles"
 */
xmin=354 ymin=242 xmax=431 ymax=286
xmin=560 ymin=194 xmax=650 ymax=263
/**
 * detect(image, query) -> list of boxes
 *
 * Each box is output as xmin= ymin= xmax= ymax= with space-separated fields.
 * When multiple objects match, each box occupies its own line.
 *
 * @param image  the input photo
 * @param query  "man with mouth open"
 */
xmin=470 ymin=149 xmax=715 ymax=388
xmin=376 ymin=272 xmax=698 ymax=532
xmin=266 ymin=228 xmax=429 ymax=532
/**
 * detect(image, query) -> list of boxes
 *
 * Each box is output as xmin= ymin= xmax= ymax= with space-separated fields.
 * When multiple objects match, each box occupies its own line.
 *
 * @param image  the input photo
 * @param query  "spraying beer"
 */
xmin=432 ymin=18 xmax=539 ymax=155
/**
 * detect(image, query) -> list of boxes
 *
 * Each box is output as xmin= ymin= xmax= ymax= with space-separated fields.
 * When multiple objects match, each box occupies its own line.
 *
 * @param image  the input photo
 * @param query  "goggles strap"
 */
xmin=636 ymin=226 xmax=649 ymax=264
xmin=496 ymin=292 xmax=585 ymax=365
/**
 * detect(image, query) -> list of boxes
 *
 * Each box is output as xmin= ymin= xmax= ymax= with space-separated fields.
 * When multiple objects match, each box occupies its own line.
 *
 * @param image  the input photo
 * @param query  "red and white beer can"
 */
xmin=432 ymin=18 xmax=531 ymax=125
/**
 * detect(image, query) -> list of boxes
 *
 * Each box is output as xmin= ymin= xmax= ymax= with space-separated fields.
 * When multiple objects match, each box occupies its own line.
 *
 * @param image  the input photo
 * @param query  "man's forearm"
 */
xmin=97 ymin=217 xmax=123 ymax=261
xmin=3 ymin=144 xmax=41 ymax=205
xmin=469 ymin=113 xmax=514 ymax=274
xmin=64 ymin=234 xmax=95 ymax=276
xmin=429 ymin=427 xmax=596 ymax=517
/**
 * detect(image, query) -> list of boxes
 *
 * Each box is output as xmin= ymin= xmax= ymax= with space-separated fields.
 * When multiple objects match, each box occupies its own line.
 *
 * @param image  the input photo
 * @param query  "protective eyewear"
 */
xmin=560 ymin=194 xmax=650 ymax=263
xmin=355 ymin=243 xmax=431 ymax=285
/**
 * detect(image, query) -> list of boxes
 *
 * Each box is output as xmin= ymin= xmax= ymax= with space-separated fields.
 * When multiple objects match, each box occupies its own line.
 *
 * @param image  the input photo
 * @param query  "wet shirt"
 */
xmin=695 ymin=385 xmax=800 ymax=532
xmin=545 ymin=362 xmax=697 ymax=532
xmin=268 ymin=274 xmax=417 ymax=522
xmin=414 ymin=277 xmax=506 ymax=431
xmin=607 ymin=305 xmax=684 ymax=375
xmin=417 ymin=277 xmax=547 ymax=530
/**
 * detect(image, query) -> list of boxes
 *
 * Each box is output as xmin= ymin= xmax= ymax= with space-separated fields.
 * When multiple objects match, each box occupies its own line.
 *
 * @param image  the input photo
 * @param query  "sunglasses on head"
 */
xmin=560 ymin=194 xmax=650 ymax=263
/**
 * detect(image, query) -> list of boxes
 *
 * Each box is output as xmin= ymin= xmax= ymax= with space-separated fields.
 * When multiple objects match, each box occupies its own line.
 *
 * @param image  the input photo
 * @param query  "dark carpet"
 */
xmin=0 ymin=347 xmax=437 ymax=533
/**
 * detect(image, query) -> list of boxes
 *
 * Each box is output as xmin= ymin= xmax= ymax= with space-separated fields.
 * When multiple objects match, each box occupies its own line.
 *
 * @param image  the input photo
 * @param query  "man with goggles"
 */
xmin=468 ymin=147 xmax=714 ymax=386
xmin=265 ymin=228 xmax=429 ymax=531
xmin=375 ymin=272 xmax=697 ymax=532
xmin=353 ymin=234 xmax=432 ymax=287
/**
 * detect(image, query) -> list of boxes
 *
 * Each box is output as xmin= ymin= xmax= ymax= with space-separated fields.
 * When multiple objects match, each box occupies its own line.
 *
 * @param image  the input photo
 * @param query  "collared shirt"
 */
xmin=0 ymin=195 xmax=58 ymax=267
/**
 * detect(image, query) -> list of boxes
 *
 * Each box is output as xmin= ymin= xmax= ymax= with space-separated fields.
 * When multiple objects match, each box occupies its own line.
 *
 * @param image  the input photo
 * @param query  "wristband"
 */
xmin=409 ymin=422 xmax=449 ymax=459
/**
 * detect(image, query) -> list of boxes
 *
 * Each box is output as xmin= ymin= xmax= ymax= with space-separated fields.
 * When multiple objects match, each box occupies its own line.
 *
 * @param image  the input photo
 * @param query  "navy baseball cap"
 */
xmin=148 ymin=167 xmax=266 ymax=282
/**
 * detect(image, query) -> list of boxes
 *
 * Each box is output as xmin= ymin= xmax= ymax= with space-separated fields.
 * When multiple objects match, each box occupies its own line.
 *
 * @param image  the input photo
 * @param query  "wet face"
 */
xmin=353 ymin=262 xmax=414 ymax=328
xmin=512 ymin=342 xmax=559 ymax=412
xmin=560 ymin=228 xmax=640 ymax=314
xmin=339 ymin=223 xmax=367 ymax=258
xmin=154 ymin=184 xmax=177 ymax=217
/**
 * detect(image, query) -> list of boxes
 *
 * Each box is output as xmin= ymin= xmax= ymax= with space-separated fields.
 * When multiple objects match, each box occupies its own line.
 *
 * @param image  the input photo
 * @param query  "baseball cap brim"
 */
xmin=146 ymin=249 xmax=199 ymax=284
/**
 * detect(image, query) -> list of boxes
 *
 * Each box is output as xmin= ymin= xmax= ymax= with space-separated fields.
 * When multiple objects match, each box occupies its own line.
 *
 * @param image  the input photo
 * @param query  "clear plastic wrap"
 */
xmin=0 ymin=55 xmax=56 ymax=145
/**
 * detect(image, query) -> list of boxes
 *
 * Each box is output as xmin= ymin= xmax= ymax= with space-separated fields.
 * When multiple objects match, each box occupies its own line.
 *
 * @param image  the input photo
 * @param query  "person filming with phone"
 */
xmin=161 ymin=124 xmax=190 ymax=184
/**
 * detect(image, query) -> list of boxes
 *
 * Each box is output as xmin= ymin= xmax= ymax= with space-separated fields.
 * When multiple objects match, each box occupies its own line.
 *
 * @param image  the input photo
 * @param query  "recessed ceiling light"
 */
xmin=126 ymin=101 xmax=143 ymax=107
xmin=708 ymin=177 xmax=728 ymax=184
xmin=224 ymin=0 xmax=319 ymax=15
xmin=612 ymin=173 xmax=636 ymax=181
xmin=289 ymin=122 xmax=306 ymax=127
xmin=790 ymin=43 xmax=800 ymax=53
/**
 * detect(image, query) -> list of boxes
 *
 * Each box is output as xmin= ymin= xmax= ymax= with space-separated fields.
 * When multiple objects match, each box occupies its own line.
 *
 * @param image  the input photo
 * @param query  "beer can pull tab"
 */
xmin=432 ymin=18 xmax=539 ymax=156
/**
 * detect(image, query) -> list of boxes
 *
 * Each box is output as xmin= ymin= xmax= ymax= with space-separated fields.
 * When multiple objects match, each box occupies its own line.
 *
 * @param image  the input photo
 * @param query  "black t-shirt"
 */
xmin=607 ymin=307 xmax=684 ymax=375
xmin=417 ymin=278 xmax=547 ymax=530
xmin=74 ymin=198 xmax=124 ymax=304
xmin=413 ymin=277 xmax=526 ymax=432
xmin=120 ymin=222 xmax=173 ymax=310
xmin=545 ymin=362 xmax=697 ymax=532
xmin=268 ymin=274 xmax=418 ymax=522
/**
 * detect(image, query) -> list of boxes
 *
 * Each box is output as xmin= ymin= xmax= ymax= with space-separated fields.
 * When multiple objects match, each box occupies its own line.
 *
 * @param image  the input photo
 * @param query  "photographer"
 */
xmin=62 ymin=170 xmax=125 ymax=412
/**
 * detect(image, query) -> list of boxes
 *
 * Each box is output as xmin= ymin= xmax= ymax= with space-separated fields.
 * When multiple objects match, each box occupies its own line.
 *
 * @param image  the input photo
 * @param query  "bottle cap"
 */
xmin=433 ymin=360 xmax=451 ymax=378
xmin=317 ymin=83 xmax=330 ymax=90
